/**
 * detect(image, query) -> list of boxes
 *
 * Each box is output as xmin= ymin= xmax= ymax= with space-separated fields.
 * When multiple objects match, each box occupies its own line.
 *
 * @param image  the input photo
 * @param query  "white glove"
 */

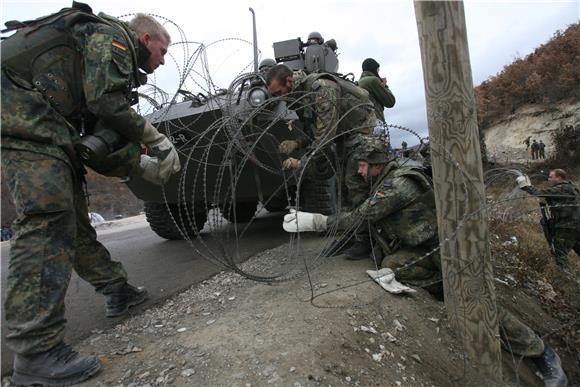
xmin=279 ymin=140 xmax=300 ymax=154
xmin=282 ymin=157 xmax=301 ymax=170
xmin=516 ymin=174 xmax=531 ymax=188
xmin=283 ymin=209 xmax=327 ymax=233
xmin=137 ymin=155 xmax=165 ymax=185
xmin=367 ymin=268 xmax=416 ymax=294
xmin=142 ymin=122 xmax=181 ymax=181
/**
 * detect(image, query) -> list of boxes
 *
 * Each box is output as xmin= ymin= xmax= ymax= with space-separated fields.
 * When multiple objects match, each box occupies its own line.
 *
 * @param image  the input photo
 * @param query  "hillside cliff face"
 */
xmin=483 ymin=102 xmax=579 ymax=163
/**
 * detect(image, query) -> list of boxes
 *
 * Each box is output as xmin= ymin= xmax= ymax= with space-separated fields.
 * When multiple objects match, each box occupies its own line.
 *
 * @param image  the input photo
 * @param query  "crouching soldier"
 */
xmin=282 ymin=145 xmax=568 ymax=387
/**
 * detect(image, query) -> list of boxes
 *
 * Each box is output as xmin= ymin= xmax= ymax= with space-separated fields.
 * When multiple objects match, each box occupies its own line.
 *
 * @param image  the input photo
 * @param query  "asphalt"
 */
xmin=0 ymin=212 xmax=287 ymax=376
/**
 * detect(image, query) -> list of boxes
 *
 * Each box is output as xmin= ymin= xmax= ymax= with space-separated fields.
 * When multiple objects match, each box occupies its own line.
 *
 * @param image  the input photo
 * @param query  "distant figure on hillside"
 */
xmin=531 ymin=139 xmax=540 ymax=160
xmin=401 ymin=141 xmax=408 ymax=150
xmin=539 ymin=140 xmax=546 ymax=159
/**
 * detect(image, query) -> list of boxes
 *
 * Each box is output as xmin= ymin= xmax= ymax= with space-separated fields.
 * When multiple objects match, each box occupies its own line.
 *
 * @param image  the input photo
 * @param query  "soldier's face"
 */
xmin=548 ymin=171 xmax=563 ymax=185
xmin=358 ymin=161 xmax=370 ymax=180
xmin=268 ymin=76 xmax=293 ymax=97
xmin=141 ymin=34 xmax=169 ymax=74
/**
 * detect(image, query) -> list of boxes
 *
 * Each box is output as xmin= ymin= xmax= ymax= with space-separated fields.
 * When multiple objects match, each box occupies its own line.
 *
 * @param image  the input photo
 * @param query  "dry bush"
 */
xmin=475 ymin=22 xmax=580 ymax=127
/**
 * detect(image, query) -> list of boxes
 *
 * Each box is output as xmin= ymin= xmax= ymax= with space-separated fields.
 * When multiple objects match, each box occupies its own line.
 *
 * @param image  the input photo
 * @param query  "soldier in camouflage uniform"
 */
xmin=283 ymin=146 xmax=568 ymax=387
xmin=266 ymin=63 xmax=380 ymax=257
xmin=1 ymin=3 xmax=180 ymax=385
xmin=517 ymin=169 xmax=580 ymax=271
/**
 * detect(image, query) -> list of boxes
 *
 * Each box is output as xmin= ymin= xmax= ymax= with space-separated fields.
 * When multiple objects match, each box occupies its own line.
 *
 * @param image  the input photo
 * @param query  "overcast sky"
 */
xmin=2 ymin=0 xmax=578 ymax=145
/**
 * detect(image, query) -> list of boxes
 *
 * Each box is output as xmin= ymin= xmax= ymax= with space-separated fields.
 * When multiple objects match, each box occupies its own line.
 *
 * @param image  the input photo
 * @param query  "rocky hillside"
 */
xmin=483 ymin=102 xmax=579 ymax=163
xmin=476 ymin=22 xmax=580 ymax=163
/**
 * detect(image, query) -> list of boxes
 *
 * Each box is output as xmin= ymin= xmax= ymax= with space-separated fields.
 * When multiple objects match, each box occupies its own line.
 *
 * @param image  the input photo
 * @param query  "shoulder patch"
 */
xmin=382 ymin=178 xmax=394 ymax=188
xmin=112 ymin=40 xmax=128 ymax=51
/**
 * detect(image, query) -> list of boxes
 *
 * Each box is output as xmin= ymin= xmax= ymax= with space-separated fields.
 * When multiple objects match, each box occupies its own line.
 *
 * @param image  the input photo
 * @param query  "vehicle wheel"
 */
xmin=144 ymin=202 xmax=206 ymax=240
xmin=224 ymin=202 xmax=257 ymax=223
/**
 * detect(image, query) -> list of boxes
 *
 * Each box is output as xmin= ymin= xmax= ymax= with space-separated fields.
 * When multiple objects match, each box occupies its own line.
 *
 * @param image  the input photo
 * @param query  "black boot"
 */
xmin=12 ymin=342 xmax=101 ymax=386
xmin=344 ymin=240 xmax=372 ymax=260
xmin=532 ymin=346 xmax=568 ymax=387
xmin=103 ymin=282 xmax=148 ymax=318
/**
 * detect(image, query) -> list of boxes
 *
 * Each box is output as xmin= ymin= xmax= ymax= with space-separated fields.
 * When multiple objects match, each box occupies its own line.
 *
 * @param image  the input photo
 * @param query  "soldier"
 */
xmin=357 ymin=58 xmax=396 ymax=128
xmin=531 ymin=139 xmax=540 ymax=160
xmin=1 ymin=3 xmax=180 ymax=385
xmin=282 ymin=146 xmax=568 ymax=387
xmin=258 ymin=58 xmax=277 ymax=75
xmin=266 ymin=63 xmax=379 ymax=257
xmin=539 ymin=140 xmax=546 ymax=159
xmin=517 ymin=169 xmax=580 ymax=271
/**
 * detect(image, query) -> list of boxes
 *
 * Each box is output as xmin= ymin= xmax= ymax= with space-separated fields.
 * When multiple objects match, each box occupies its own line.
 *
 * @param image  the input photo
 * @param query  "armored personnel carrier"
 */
xmin=126 ymin=27 xmax=340 ymax=240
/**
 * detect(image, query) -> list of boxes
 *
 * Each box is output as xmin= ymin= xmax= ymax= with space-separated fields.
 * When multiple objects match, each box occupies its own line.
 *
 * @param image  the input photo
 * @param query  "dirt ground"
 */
xmin=2 ymin=234 xmax=573 ymax=387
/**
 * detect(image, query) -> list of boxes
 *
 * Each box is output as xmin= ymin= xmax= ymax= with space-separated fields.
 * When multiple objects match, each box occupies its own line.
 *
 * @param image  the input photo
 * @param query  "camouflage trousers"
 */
xmin=551 ymin=228 xmax=580 ymax=270
xmin=2 ymin=149 xmax=127 ymax=355
xmin=381 ymin=243 xmax=544 ymax=358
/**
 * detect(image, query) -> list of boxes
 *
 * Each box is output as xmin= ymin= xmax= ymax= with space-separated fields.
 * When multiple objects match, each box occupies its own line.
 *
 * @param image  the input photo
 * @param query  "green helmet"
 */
xmin=258 ymin=58 xmax=276 ymax=71
xmin=307 ymin=31 xmax=324 ymax=44
xmin=356 ymin=137 xmax=391 ymax=164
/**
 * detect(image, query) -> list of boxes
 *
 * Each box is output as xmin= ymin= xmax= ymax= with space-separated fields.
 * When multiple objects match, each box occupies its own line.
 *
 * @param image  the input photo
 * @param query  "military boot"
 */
xmin=12 ymin=342 xmax=101 ymax=386
xmin=103 ymin=282 xmax=148 ymax=318
xmin=532 ymin=346 xmax=568 ymax=387
xmin=344 ymin=240 xmax=372 ymax=260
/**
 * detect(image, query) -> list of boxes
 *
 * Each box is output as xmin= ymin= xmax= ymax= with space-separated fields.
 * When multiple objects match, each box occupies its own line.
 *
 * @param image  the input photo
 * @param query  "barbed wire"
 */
xmin=125 ymin=17 xmax=578 ymax=384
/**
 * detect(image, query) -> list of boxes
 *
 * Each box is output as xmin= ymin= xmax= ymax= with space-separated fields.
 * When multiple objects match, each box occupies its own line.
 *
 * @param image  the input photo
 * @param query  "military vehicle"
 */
xmin=126 ymin=13 xmax=340 ymax=240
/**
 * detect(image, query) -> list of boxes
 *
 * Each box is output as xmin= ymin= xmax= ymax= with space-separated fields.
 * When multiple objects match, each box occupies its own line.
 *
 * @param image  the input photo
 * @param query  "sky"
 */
xmin=2 ymin=0 xmax=579 ymax=146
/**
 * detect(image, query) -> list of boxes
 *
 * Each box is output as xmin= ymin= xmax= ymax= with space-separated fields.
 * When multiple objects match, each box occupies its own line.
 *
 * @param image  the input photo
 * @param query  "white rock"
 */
xmin=181 ymin=369 xmax=195 ymax=377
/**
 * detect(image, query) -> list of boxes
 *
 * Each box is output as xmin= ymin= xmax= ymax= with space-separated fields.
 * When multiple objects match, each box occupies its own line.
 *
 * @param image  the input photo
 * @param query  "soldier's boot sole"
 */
xmin=12 ymin=359 xmax=101 ymax=386
xmin=105 ymin=288 xmax=148 ymax=318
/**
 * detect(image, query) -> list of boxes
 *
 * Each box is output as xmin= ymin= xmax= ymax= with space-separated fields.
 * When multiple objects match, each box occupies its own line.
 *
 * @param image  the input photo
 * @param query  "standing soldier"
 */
xmin=531 ymin=139 xmax=540 ymax=160
xmin=282 ymin=145 xmax=568 ymax=387
xmin=539 ymin=140 xmax=546 ymax=159
xmin=1 ymin=3 xmax=180 ymax=385
xmin=266 ymin=63 xmax=380 ymax=257
xmin=357 ymin=58 xmax=396 ymax=134
xmin=517 ymin=169 xmax=580 ymax=271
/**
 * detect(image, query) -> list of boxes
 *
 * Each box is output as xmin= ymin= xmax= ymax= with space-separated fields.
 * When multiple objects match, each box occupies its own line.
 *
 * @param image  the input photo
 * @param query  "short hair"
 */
xmin=129 ymin=14 xmax=171 ymax=44
xmin=551 ymin=169 xmax=567 ymax=179
xmin=266 ymin=64 xmax=293 ymax=86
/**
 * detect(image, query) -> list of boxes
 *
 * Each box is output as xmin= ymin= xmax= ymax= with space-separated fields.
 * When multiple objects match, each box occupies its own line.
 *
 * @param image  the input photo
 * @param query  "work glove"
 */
xmin=516 ymin=174 xmax=531 ymax=188
xmin=282 ymin=157 xmax=301 ymax=170
xmin=142 ymin=122 xmax=181 ymax=182
xmin=366 ymin=268 xmax=416 ymax=294
xmin=279 ymin=140 xmax=300 ymax=154
xmin=137 ymin=155 xmax=165 ymax=185
xmin=283 ymin=209 xmax=327 ymax=233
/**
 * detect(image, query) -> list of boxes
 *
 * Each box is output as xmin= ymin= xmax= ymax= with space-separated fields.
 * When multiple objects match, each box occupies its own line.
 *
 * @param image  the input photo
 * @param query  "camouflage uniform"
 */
xmin=523 ymin=181 xmax=580 ymax=269
xmin=289 ymin=70 xmax=377 ymax=206
xmin=327 ymin=162 xmax=544 ymax=358
xmin=1 ymin=6 xmax=147 ymax=355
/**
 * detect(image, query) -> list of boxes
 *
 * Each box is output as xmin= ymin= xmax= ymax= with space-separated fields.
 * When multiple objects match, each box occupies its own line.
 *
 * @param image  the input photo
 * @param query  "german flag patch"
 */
xmin=112 ymin=40 xmax=128 ymax=51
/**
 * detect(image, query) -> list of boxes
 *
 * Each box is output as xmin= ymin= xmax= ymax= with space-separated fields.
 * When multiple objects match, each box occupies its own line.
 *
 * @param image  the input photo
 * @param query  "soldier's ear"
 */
xmin=140 ymin=32 xmax=152 ymax=46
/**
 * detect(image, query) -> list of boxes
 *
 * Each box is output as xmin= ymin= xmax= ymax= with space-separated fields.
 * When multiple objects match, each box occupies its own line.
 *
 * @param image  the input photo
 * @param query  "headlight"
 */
xmin=248 ymin=87 xmax=268 ymax=107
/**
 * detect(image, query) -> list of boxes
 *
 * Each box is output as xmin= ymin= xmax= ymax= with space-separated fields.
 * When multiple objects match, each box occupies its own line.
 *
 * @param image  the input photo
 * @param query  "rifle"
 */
xmin=539 ymin=202 xmax=555 ymax=253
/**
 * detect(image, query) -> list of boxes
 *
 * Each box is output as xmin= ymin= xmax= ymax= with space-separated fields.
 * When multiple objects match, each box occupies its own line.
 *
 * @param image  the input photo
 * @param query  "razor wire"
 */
xmin=122 ymin=17 xmax=578 ymax=384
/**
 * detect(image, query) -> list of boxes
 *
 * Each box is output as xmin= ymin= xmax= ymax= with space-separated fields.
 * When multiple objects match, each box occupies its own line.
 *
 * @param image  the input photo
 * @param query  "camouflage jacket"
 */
xmin=1 ymin=8 xmax=146 ymax=167
xmin=523 ymin=181 xmax=580 ymax=230
xmin=327 ymin=162 xmax=438 ymax=248
xmin=358 ymin=71 xmax=395 ymax=122
xmin=290 ymin=70 xmax=376 ymax=146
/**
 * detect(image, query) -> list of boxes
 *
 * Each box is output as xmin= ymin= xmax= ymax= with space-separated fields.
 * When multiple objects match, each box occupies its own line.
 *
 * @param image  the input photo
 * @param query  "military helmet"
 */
xmin=259 ymin=58 xmax=276 ymax=71
xmin=307 ymin=31 xmax=324 ymax=44
xmin=356 ymin=137 xmax=391 ymax=164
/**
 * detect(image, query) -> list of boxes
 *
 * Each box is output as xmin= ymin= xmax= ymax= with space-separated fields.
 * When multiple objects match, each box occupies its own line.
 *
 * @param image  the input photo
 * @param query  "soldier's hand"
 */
xmin=516 ymin=174 xmax=531 ymax=188
xmin=283 ymin=209 xmax=327 ymax=233
xmin=282 ymin=157 xmax=301 ymax=170
xmin=279 ymin=140 xmax=300 ymax=154
xmin=138 ymin=155 xmax=164 ymax=185
xmin=141 ymin=122 xmax=181 ymax=182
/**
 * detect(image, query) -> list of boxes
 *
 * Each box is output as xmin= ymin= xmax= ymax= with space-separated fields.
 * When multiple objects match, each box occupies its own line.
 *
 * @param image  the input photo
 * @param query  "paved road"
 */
xmin=1 ymin=213 xmax=287 ymax=376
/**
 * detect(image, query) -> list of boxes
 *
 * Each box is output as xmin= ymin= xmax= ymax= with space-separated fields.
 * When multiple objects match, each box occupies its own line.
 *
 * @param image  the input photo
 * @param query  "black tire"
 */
xmin=224 ymin=202 xmax=257 ymax=223
xmin=144 ymin=202 xmax=206 ymax=240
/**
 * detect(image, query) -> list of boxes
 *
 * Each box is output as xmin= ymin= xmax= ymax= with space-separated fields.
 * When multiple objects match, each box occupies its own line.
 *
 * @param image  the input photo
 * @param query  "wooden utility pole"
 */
xmin=414 ymin=1 xmax=502 ymax=381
